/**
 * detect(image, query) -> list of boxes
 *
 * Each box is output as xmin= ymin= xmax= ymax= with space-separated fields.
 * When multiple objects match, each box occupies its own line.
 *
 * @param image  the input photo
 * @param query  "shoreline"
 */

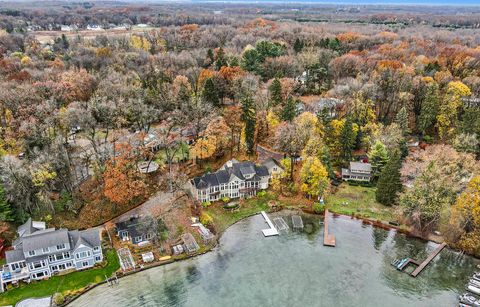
xmin=61 ymin=207 xmax=470 ymax=306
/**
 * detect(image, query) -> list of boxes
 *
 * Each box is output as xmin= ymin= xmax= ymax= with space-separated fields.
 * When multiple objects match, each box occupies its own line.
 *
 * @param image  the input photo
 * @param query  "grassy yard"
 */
xmin=325 ymin=184 xmax=397 ymax=222
xmin=0 ymin=249 xmax=119 ymax=306
xmin=205 ymin=192 xmax=275 ymax=233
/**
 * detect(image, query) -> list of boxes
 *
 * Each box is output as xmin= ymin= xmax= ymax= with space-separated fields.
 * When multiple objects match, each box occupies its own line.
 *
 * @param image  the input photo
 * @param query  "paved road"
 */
xmin=108 ymin=191 xmax=178 ymax=225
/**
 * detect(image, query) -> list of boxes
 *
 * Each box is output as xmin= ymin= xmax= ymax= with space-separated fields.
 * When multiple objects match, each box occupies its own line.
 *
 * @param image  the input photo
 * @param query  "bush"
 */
xmin=200 ymin=212 xmax=213 ymax=225
xmin=221 ymin=196 xmax=230 ymax=203
xmin=53 ymin=292 xmax=65 ymax=306
xmin=423 ymin=135 xmax=433 ymax=144
xmin=257 ymin=190 xmax=267 ymax=197
xmin=312 ymin=202 xmax=325 ymax=214
xmin=201 ymin=201 xmax=211 ymax=208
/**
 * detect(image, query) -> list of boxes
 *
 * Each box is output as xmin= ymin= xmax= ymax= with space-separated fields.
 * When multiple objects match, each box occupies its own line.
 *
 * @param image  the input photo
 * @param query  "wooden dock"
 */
xmin=323 ymin=209 xmax=336 ymax=247
xmin=261 ymin=211 xmax=279 ymax=237
xmin=411 ymin=242 xmax=447 ymax=277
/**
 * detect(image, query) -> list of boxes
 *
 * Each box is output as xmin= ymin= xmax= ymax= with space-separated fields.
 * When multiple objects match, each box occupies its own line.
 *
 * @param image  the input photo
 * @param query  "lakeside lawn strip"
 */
xmin=325 ymin=184 xmax=396 ymax=223
xmin=205 ymin=192 xmax=275 ymax=233
xmin=0 ymin=249 xmax=120 ymax=306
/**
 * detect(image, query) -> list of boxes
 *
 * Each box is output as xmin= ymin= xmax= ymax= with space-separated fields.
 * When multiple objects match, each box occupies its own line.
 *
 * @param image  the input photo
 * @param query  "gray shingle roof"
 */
xmin=350 ymin=162 xmax=372 ymax=172
xmin=192 ymin=160 xmax=270 ymax=189
xmin=69 ymin=228 xmax=101 ymax=250
xmin=22 ymin=229 xmax=69 ymax=253
xmin=6 ymin=249 xmax=25 ymax=263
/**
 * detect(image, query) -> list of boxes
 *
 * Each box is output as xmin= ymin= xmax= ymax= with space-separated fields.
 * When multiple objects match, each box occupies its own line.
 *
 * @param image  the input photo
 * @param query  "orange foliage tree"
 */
xmin=103 ymin=143 xmax=146 ymax=211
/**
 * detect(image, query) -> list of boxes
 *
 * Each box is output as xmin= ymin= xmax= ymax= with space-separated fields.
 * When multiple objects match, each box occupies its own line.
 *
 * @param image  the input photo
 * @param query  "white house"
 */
xmin=341 ymin=162 xmax=372 ymax=182
xmin=1 ymin=219 xmax=103 ymax=292
xmin=190 ymin=159 xmax=271 ymax=202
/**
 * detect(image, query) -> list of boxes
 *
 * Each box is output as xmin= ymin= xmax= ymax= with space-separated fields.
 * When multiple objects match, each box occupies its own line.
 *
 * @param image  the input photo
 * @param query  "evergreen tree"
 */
xmin=202 ymin=78 xmax=220 ymax=107
xmin=206 ymin=48 xmax=214 ymax=66
xmin=281 ymin=96 xmax=296 ymax=122
xmin=293 ymin=38 xmax=304 ymax=53
xmin=376 ymin=149 xmax=402 ymax=206
xmin=0 ymin=185 xmax=12 ymax=222
xmin=368 ymin=140 xmax=390 ymax=177
xmin=340 ymin=117 xmax=355 ymax=165
xmin=395 ymin=106 xmax=409 ymax=135
xmin=241 ymin=94 xmax=256 ymax=154
xmin=418 ymin=83 xmax=440 ymax=134
xmin=268 ymin=77 xmax=282 ymax=107
xmin=215 ymin=47 xmax=227 ymax=70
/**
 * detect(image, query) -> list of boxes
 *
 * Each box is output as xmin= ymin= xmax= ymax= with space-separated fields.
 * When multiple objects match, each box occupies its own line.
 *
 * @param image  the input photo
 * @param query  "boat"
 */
xmin=396 ymin=258 xmax=408 ymax=270
xmin=460 ymin=293 xmax=480 ymax=306
xmin=471 ymin=279 xmax=480 ymax=288
xmin=467 ymin=284 xmax=480 ymax=296
xmin=472 ymin=273 xmax=480 ymax=282
xmin=460 ymin=303 xmax=473 ymax=307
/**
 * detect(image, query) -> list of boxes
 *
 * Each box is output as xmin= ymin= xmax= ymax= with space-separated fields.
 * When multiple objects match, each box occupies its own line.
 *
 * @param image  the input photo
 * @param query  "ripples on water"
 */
xmin=69 ymin=213 xmax=479 ymax=307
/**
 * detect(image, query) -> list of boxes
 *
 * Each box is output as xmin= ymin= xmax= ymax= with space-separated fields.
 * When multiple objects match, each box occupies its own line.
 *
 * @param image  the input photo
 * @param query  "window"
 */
xmin=95 ymin=256 xmax=101 ymax=262
xmin=31 ymin=261 xmax=45 ymax=269
xmin=82 ymin=261 xmax=89 ymax=267
xmin=56 ymin=243 xmax=66 ymax=250
xmin=93 ymin=246 xmax=100 ymax=252
xmin=48 ymin=255 xmax=55 ymax=262
xmin=66 ymin=262 xmax=72 ymax=268
xmin=35 ymin=271 xmax=45 ymax=278
xmin=145 ymin=233 xmax=152 ymax=240
xmin=42 ymin=247 xmax=49 ymax=253
xmin=28 ymin=250 xmax=36 ymax=256
xmin=76 ymin=251 xmax=91 ymax=259
xmin=135 ymin=236 xmax=142 ymax=243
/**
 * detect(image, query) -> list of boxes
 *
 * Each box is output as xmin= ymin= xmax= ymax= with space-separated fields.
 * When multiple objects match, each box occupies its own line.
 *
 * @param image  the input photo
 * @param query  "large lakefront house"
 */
xmin=0 ymin=218 xmax=103 ymax=292
xmin=341 ymin=161 xmax=373 ymax=182
xmin=190 ymin=159 xmax=278 ymax=202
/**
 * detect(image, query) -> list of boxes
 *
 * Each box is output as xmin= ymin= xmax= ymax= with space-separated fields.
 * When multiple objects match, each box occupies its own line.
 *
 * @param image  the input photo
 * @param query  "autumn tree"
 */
xmin=436 ymin=81 xmax=471 ymax=141
xmin=103 ymin=143 xmax=146 ymax=212
xmin=447 ymin=176 xmax=480 ymax=253
xmin=300 ymin=156 xmax=329 ymax=199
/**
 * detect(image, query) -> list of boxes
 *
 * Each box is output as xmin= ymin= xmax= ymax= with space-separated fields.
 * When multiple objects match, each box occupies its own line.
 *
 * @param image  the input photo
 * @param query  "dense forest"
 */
xmin=0 ymin=2 xmax=479 ymax=254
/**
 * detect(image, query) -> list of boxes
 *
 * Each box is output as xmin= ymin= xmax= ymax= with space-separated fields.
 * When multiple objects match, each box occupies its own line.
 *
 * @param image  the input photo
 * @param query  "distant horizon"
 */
xmin=1 ymin=0 xmax=480 ymax=6
xmin=141 ymin=0 xmax=480 ymax=6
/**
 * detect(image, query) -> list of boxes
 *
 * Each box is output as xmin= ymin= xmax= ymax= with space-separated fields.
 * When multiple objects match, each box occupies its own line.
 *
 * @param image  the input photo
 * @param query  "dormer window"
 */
xmin=28 ymin=250 xmax=36 ymax=256
xmin=42 ymin=247 xmax=49 ymax=253
xmin=56 ymin=243 xmax=66 ymax=250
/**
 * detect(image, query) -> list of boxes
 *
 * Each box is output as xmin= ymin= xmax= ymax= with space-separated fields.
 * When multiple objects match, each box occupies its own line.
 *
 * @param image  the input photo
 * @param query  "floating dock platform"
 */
xmin=292 ymin=215 xmax=304 ymax=230
xmin=273 ymin=217 xmax=289 ymax=232
xmin=323 ymin=209 xmax=336 ymax=247
xmin=261 ymin=211 xmax=279 ymax=237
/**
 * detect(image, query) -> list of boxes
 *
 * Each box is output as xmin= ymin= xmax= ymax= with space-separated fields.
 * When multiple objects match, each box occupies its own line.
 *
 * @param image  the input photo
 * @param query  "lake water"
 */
xmin=69 ymin=213 xmax=479 ymax=307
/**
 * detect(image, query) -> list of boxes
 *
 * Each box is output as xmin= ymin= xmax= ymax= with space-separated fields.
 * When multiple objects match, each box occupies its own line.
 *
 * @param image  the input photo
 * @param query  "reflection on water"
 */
xmin=70 ymin=213 xmax=479 ymax=307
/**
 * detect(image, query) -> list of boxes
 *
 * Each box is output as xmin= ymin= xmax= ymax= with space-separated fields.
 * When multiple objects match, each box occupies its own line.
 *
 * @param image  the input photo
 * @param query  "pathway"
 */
xmin=16 ymin=297 xmax=51 ymax=307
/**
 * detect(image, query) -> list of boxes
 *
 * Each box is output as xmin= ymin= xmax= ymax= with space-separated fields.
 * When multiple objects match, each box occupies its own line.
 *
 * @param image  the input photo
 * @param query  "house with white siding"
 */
xmin=190 ymin=159 xmax=271 ymax=202
xmin=1 ymin=218 xmax=103 ymax=292
xmin=341 ymin=162 xmax=372 ymax=182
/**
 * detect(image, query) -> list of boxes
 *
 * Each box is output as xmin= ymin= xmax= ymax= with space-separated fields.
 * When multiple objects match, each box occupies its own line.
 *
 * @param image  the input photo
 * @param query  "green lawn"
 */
xmin=0 ymin=249 xmax=119 ymax=306
xmin=205 ymin=192 xmax=274 ymax=233
xmin=325 ymin=184 xmax=396 ymax=222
